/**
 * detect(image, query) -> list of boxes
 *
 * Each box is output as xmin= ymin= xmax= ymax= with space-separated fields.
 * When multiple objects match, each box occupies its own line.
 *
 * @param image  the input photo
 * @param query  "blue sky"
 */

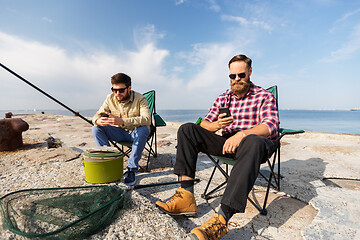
xmin=1 ymin=0 xmax=360 ymax=111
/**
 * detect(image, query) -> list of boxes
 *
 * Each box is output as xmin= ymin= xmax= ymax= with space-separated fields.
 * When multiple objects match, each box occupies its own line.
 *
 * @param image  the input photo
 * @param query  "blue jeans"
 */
xmin=92 ymin=125 xmax=150 ymax=171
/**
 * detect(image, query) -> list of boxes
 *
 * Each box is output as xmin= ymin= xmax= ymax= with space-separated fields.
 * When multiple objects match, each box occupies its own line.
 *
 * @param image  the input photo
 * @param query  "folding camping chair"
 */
xmin=200 ymin=86 xmax=304 ymax=215
xmin=117 ymin=90 xmax=166 ymax=170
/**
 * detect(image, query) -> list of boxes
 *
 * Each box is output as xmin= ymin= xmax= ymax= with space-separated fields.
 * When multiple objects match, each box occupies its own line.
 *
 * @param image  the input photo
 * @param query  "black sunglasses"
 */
xmin=111 ymin=86 xmax=128 ymax=93
xmin=229 ymin=72 xmax=246 ymax=80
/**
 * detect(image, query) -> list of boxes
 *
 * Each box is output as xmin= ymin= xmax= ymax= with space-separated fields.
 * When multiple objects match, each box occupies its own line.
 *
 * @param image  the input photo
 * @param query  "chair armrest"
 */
xmin=154 ymin=113 xmax=166 ymax=127
xmin=195 ymin=117 xmax=202 ymax=125
xmin=278 ymin=128 xmax=305 ymax=135
xmin=278 ymin=128 xmax=304 ymax=141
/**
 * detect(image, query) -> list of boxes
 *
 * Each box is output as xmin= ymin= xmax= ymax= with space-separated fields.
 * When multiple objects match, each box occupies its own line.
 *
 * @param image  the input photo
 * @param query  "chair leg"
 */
xmin=258 ymin=148 xmax=281 ymax=215
xmin=146 ymin=134 xmax=156 ymax=157
xmin=277 ymin=146 xmax=281 ymax=191
xmin=202 ymin=161 xmax=218 ymax=198
xmin=144 ymin=132 xmax=160 ymax=171
xmin=203 ymin=148 xmax=282 ymax=216
xmin=266 ymin=153 xmax=280 ymax=190
xmin=261 ymin=163 xmax=275 ymax=216
xmin=202 ymin=164 xmax=228 ymax=199
xmin=145 ymin=148 xmax=151 ymax=171
xmin=139 ymin=144 xmax=152 ymax=171
xmin=202 ymin=154 xmax=269 ymax=214
xmin=258 ymin=171 xmax=277 ymax=189
xmin=202 ymin=156 xmax=229 ymax=200
xmin=120 ymin=145 xmax=131 ymax=158
xmin=247 ymin=195 xmax=267 ymax=215
xmin=154 ymin=131 xmax=158 ymax=156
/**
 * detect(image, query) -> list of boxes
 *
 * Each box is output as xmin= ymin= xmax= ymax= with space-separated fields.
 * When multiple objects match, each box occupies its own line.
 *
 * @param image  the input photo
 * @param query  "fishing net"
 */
xmin=0 ymin=185 xmax=128 ymax=239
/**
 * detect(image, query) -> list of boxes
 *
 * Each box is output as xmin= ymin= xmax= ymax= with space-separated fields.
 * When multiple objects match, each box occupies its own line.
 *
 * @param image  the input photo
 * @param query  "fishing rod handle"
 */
xmin=127 ymin=178 xmax=201 ymax=190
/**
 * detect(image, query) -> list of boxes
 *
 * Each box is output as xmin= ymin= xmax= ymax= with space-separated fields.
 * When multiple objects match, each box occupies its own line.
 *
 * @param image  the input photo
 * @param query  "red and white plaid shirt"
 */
xmin=203 ymin=82 xmax=279 ymax=141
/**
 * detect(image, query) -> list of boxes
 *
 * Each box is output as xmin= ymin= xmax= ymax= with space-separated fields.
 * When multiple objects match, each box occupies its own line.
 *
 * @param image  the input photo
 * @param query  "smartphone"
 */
xmin=100 ymin=112 xmax=109 ymax=117
xmin=219 ymin=107 xmax=231 ymax=117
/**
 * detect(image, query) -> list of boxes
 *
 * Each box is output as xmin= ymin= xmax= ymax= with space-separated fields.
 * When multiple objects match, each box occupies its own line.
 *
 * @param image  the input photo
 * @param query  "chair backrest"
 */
xmin=266 ymin=85 xmax=277 ymax=99
xmin=143 ymin=90 xmax=166 ymax=128
xmin=266 ymin=86 xmax=280 ymax=135
xmin=266 ymin=85 xmax=279 ymax=126
xmin=143 ymin=90 xmax=155 ymax=114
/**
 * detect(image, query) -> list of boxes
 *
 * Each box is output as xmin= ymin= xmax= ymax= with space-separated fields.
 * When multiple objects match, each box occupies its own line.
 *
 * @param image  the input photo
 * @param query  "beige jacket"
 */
xmin=92 ymin=90 xmax=151 ymax=132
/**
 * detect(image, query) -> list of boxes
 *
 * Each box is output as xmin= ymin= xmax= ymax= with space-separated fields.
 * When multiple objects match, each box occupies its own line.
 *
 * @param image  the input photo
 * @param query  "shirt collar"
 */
xmin=123 ymin=90 xmax=134 ymax=104
xmin=129 ymin=90 xmax=134 ymax=102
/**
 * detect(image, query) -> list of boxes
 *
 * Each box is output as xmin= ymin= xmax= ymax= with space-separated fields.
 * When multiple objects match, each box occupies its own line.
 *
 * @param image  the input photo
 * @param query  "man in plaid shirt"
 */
xmin=156 ymin=54 xmax=279 ymax=240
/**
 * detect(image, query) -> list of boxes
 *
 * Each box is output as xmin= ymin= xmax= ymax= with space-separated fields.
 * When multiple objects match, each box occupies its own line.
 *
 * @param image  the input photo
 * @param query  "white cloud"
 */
xmin=0 ymin=31 xmax=170 ymax=110
xmin=335 ymin=8 xmax=360 ymax=24
xmin=133 ymin=24 xmax=165 ymax=49
xmin=1 ymin=29 xmax=237 ymax=110
xmin=0 ymin=22 xmax=259 ymax=111
xmin=175 ymin=0 xmax=185 ymax=5
xmin=123 ymin=43 xmax=170 ymax=85
xmin=172 ymin=66 xmax=184 ymax=72
xmin=221 ymin=14 xmax=273 ymax=31
xmin=183 ymin=43 xmax=234 ymax=90
xmin=321 ymin=24 xmax=360 ymax=62
xmin=222 ymin=15 xmax=248 ymax=25
xmin=42 ymin=17 xmax=53 ymax=23
xmin=208 ymin=0 xmax=221 ymax=12
xmin=330 ymin=8 xmax=360 ymax=33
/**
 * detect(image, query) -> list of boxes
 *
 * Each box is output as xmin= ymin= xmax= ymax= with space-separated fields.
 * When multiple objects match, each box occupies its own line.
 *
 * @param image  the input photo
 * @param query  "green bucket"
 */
xmin=82 ymin=150 xmax=123 ymax=184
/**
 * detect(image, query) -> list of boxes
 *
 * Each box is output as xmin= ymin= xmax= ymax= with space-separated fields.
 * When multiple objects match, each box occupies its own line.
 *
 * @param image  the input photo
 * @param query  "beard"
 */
xmin=116 ymin=91 xmax=131 ymax=102
xmin=231 ymin=79 xmax=250 ymax=96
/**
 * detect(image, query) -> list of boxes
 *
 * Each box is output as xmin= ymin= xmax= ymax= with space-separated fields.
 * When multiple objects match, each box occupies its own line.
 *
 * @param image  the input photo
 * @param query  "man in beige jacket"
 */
xmin=92 ymin=73 xmax=151 ymax=185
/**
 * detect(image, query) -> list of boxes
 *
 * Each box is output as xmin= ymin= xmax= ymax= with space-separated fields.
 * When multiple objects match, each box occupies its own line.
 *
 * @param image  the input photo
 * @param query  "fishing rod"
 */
xmin=0 ymin=62 xmax=122 ymax=152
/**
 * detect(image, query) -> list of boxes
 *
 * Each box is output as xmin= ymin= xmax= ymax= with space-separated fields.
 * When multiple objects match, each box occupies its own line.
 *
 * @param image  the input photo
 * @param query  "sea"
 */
xmin=1 ymin=109 xmax=359 ymax=135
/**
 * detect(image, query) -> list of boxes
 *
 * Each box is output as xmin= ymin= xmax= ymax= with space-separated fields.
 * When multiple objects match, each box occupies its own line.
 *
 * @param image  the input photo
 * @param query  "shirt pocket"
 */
xmin=127 ymin=108 xmax=140 ymax=118
xmin=110 ymin=110 xmax=121 ymax=117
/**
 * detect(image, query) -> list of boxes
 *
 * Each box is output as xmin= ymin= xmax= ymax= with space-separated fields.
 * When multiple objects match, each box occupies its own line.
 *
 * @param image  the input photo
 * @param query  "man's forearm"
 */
xmin=200 ymin=119 xmax=270 ymax=137
xmin=200 ymin=120 xmax=220 ymax=132
xmin=242 ymin=123 xmax=270 ymax=137
xmin=222 ymin=123 xmax=270 ymax=154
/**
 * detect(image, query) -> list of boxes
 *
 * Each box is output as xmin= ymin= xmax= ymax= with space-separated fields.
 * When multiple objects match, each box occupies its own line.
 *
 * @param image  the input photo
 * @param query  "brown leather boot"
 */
xmin=155 ymin=188 xmax=197 ymax=217
xmin=189 ymin=214 xmax=229 ymax=240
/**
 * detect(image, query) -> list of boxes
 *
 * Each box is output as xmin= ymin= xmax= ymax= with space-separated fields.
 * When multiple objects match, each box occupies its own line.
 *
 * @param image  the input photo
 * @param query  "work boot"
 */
xmin=155 ymin=188 xmax=197 ymax=217
xmin=189 ymin=214 xmax=229 ymax=240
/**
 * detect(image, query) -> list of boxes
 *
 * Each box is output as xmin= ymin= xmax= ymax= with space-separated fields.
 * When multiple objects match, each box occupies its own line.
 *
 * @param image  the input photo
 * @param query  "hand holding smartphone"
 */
xmin=100 ymin=112 xmax=109 ymax=117
xmin=219 ymin=107 xmax=231 ymax=117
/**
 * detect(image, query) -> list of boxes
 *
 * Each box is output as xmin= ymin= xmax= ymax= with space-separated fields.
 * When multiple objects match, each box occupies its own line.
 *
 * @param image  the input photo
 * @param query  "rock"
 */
xmin=5 ymin=112 xmax=13 ymax=118
xmin=0 ymin=118 xmax=29 ymax=151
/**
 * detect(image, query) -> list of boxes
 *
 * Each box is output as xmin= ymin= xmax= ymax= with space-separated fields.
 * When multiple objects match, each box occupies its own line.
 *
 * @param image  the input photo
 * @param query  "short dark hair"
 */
xmin=111 ymin=73 xmax=131 ymax=87
xmin=228 ymin=54 xmax=252 ymax=69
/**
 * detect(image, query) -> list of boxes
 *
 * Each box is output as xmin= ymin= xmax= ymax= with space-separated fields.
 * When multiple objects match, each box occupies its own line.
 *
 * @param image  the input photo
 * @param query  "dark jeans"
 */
xmin=174 ymin=123 xmax=275 ymax=212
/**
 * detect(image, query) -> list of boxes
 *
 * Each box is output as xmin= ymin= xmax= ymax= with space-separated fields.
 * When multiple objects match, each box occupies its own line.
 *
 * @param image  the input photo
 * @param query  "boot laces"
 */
xmin=167 ymin=190 xmax=183 ymax=204
xmin=202 ymin=216 xmax=227 ymax=239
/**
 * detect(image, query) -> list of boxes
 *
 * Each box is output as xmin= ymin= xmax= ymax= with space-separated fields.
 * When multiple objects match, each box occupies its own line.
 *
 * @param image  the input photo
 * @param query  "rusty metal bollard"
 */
xmin=0 ymin=118 xmax=29 ymax=151
xmin=5 ymin=112 xmax=13 ymax=118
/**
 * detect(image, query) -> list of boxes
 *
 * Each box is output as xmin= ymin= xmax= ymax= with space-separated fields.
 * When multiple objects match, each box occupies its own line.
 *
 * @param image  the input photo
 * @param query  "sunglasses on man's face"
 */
xmin=229 ymin=72 xmax=246 ymax=80
xmin=111 ymin=86 xmax=128 ymax=93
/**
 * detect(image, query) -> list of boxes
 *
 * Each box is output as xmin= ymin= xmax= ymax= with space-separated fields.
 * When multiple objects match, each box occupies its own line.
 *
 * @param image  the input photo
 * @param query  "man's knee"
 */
xmin=238 ymin=134 xmax=271 ymax=163
xmin=133 ymin=126 xmax=150 ymax=139
xmin=241 ymin=134 xmax=266 ymax=146
xmin=237 ymin=134 xmax=267 ymax=155
xmin=178 ymin=122 xmax=197 ymax=136
xmin=92 ymin=125 xmax=101 ymax=135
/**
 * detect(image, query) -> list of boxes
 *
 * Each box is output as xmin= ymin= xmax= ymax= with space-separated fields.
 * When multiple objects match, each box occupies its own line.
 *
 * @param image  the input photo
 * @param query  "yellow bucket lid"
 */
xmin=83 ymin=150 xmax=123 ymax=160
